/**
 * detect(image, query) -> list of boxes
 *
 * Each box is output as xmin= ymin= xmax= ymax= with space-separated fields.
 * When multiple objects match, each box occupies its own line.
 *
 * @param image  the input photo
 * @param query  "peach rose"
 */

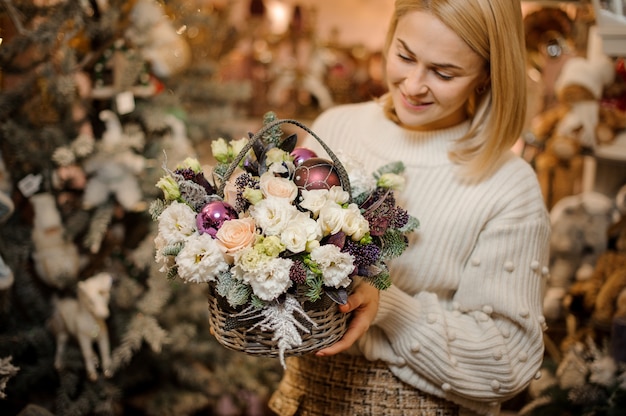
xmin=215 ymin=217 xmax=257 ymax=258
xmin=259 ymin=172 xmax=298 ymax=202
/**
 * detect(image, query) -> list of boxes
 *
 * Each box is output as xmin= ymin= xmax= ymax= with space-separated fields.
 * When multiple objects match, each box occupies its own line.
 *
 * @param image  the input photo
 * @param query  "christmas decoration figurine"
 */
xmin=30 ymin=192 xmax=80 ymax=289
xmin=49 ymin=272 xmax=114 ymax=381
xmin=82 ymin=110 xmax=147 ymax=212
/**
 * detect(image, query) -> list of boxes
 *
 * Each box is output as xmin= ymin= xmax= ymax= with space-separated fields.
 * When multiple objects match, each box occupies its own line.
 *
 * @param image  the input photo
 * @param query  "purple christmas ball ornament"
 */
xmin=290 ymin=147 xmax=318 ymax=166
xmin=196 ymin=200 xmax=238 ymax=237
xmin=293 ymin=158 xmax=342 ymax=191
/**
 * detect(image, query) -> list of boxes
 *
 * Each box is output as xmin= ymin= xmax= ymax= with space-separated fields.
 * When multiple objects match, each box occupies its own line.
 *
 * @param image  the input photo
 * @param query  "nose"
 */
xmin=403 ymin=66 xmax=429 ymax=96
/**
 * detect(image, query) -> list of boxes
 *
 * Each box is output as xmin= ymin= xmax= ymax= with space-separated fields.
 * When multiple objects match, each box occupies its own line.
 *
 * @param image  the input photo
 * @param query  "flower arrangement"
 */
xmin=151 ymin=113 xmax=418 ymax=365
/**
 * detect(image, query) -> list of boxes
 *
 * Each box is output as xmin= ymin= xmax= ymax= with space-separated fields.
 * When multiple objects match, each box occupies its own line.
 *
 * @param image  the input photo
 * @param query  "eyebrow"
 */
xmin=397 ymin=39 xmax=463 ymax=71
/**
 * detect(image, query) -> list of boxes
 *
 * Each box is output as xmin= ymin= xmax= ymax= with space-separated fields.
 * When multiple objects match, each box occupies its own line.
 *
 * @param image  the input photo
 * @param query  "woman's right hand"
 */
xmin=315 ymin=282 xmax=380 ymax=356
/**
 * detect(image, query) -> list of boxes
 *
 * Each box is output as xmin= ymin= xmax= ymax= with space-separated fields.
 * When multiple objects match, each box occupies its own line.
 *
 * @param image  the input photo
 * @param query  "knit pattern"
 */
xmin=299 ymin=101 xmax=552 ymax=415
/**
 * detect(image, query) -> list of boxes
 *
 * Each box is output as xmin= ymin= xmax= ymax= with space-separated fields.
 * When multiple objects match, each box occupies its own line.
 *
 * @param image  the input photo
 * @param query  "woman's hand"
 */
xmin=315 ymin=282 xmax=380 ymax=356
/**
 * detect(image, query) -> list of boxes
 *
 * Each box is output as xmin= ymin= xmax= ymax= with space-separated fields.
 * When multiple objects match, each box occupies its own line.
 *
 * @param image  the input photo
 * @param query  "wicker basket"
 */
xmin=207 ymin=284 xmax=351 ymax=357
xmin=207 ymin=118 xmax=353 ymax=358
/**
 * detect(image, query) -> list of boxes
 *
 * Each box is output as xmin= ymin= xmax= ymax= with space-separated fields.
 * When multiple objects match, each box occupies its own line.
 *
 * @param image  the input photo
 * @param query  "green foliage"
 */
xmin=162 ymin=242 xmax=184 ymax=257
xmin=261 ymin=111 xmax=282 ymax=146
xmin=378 ymin=229 xmax=409 ymax=261
xmin=373 ymin=161 xmax=405 ymax=179
xmin=305 ymin=271 xmax=324 ymax=302
xmin=365 ymin=263 xmax=392 ymax=290
xmin=400 ymin=215 xmax=420 ymax=234
xmin=216 ymin=271 xmax=251 ymax=307
xmin=149 ymin=199 xmax=168 ymax=221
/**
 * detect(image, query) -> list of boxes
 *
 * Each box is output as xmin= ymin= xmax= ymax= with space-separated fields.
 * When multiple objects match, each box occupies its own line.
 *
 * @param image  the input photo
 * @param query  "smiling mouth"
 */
xmin=402 ymin=94 xmax=432 ymax=108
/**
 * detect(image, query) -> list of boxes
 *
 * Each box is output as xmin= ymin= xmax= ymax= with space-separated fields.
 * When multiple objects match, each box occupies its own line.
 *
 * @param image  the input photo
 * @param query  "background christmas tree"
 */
xmin=0 ymin=1 xmax=283 ymax=415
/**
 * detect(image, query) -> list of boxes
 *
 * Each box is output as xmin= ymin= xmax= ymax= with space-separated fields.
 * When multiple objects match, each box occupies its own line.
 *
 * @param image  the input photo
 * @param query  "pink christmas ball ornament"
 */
xmin=290 ymin=147 xmax=318 ymax=166
xmin=196 ymin=200 xmax=238 ymax=237
xmin=293 ymin=158 xmax=342 ymax=192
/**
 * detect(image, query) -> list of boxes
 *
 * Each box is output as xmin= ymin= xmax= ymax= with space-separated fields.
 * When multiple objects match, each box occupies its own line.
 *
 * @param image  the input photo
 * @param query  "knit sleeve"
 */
xmin=364 ymin=177 xmax=551 ymax=412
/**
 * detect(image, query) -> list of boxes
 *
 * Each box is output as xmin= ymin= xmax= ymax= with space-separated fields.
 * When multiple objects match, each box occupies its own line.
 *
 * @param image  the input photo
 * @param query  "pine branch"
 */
xmin=83 ymin=202 xmax=114 ymax=254
xmin=136 ymin=268 xmax=172 ymax=315
xmin=111 ymin=313 xmax=169 ymax=372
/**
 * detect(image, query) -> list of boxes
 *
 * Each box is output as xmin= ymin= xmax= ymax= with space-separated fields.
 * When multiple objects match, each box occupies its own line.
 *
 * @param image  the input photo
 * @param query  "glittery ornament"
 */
xmin=196 ymin=201 xmax=238 ymax=237
xmin=293 ymin=158 xmax=341 ymax=191
xmin=290 ymin=147 xmax=318 ymax=166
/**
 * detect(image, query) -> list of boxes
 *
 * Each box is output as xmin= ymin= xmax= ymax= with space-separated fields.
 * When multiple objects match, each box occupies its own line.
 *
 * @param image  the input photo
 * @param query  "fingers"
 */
xmin=315 ymin=284 xmax=379 ymax=357
xmin=315 ymin=310 xmax=371 ymax=356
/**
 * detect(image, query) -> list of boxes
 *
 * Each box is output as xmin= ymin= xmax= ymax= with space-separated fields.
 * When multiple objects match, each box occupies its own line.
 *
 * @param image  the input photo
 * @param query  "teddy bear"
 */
xmin=543 ymin=191 xmax=615 ymax=322
xmin=560 ymin=185 xmax=626 ymax=351
xmin=530 ymin=51 xmax=624 ymax=209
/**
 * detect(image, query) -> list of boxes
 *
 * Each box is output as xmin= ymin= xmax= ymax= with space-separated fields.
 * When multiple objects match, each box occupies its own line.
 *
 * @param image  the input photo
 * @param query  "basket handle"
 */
xmin=217 ymin=118 xmax=352 ymax=201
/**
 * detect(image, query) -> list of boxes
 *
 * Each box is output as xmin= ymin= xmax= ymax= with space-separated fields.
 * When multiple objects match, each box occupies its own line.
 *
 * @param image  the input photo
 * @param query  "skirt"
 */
xmin=268 ymin=353 xmax=459 ymax=416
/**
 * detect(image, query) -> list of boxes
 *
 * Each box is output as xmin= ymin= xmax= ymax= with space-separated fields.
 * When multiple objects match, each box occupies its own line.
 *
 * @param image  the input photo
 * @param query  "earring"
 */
xmin=476 ymin=84 xmax=489 ymax=95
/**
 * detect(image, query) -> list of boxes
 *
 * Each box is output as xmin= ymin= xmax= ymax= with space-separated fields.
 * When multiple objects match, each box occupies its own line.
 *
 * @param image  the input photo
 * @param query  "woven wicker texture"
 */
xmin=207 ymin=284 xmax=350 ymax=357
xmin=269 ymin=353 xmax=459 ymax=415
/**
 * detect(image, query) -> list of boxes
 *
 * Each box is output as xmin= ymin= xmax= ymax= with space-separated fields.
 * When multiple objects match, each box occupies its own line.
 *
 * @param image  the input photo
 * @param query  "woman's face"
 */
xmin=386 ymin=11 xmax=489 ymax=131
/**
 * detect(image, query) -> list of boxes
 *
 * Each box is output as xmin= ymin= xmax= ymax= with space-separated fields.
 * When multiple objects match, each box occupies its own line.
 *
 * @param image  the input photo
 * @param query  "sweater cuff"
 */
xmin=372 ymin=285 xmax=418 ymax=331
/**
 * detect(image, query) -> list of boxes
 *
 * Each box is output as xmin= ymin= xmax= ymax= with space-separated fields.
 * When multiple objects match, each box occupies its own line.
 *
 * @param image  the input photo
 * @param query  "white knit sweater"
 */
xmin=302 ymin=101 xmax=551 ymax=415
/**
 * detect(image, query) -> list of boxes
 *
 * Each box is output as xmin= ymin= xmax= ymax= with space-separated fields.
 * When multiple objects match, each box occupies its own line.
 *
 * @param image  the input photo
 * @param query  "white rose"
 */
xmin=317 ymin=200 xmax=345 ymax=236
xmin=249 ymin=197 xmax=297 ymax=236
xmin=342 ymin=203 xmax=370 ymax=241
xmin=299 ymin=189 xmax=329 ymax=217
xmin=259 ymin=172 xmax=298 ymax=202
xmin=281 ymin=212 xmax=321 ymax=253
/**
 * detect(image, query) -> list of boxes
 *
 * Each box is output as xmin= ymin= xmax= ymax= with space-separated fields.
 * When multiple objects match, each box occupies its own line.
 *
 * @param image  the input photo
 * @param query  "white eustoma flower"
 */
xmin=175 ymin=233 xmax=229 ymax=283
xmin=299 ymin=189 xmax=329 ymax=217
xmin=157 ymin=201 xmax=197 ymax=245
xmin=241 ymin=257 xmax=293 ymax=301
xmin=210 ymin=138 xmax=230 ymax=163
xmin=230 ymin=137 xmax=248 ymax=157
xmin=310 ymin=244 xmax=354 ymax=288
xmin=280 ymin=212 xmax=322 ymax=253
xmin=249 ymin=197 xmax=298 ymax=236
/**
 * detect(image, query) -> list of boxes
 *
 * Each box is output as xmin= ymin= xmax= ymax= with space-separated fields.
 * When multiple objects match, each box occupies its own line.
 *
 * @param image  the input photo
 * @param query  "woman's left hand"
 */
xmin=315 ymin=282 xmax=380 ymax=356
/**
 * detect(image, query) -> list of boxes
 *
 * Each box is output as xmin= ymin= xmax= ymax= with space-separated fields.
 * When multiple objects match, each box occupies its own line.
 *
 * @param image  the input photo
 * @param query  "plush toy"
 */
xmin=544 ymin=191 xmax=614 ymax=321
xmin=530 ymin=51 xmax=622 ymax=208
xmin=82 ymin=110 xmax=147 ymax=212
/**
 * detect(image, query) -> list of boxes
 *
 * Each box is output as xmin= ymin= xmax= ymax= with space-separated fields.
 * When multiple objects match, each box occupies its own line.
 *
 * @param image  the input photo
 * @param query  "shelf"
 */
xmin=592 ymin=0 xmax=626 ymax=56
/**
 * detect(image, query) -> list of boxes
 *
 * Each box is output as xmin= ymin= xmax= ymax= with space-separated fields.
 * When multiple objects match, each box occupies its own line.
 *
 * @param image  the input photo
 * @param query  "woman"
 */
xmin=269 ymin=1 xmax=550 ymax=415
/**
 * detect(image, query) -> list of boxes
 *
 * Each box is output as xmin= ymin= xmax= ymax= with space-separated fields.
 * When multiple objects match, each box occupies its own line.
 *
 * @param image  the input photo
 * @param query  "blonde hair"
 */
xmin=382 ymin=0 xmax=527 ymax=181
